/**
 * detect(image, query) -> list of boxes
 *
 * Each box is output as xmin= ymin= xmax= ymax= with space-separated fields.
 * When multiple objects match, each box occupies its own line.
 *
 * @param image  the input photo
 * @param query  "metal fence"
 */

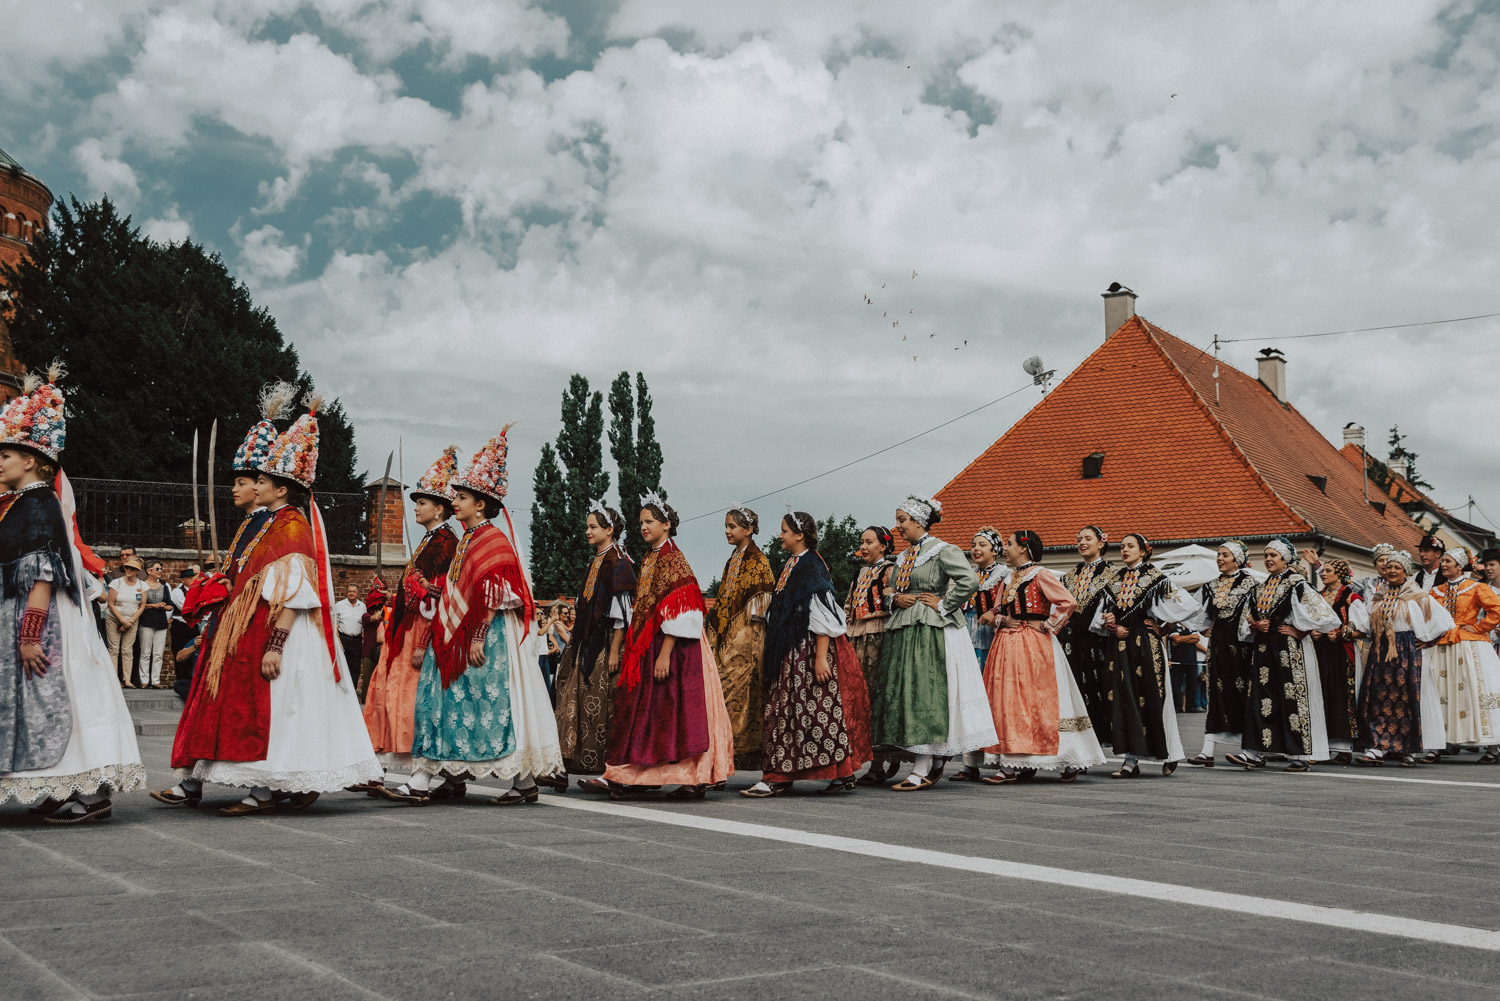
xmin=70 ymin=478 xmax=368 ymax=555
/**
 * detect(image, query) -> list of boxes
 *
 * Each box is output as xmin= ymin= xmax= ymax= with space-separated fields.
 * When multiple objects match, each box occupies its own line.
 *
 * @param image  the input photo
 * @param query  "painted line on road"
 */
xmin=1103 ymin=756 xmax=1500 ymax=789
xmin=539 ymin=795 xmax=1500 ymax=952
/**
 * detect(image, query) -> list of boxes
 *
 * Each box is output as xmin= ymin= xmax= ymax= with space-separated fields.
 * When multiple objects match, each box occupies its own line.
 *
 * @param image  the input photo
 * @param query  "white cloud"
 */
xmin=24 ymin=2 xmax=1500 ymax=559
xmin=141 ymin=204 xmax=190 ymax=243
xmin=72 ymin=138 xmax=141 ymax=205
xmin=235 ymin=223 xmax=306 ymax=282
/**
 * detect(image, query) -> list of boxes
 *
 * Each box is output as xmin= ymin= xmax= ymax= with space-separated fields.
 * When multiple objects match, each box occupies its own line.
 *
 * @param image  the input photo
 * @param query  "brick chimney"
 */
xmin=1386 ymin=456 xmax=1409 ymax=481
xmin=364 ymin=476 xmax=406 ymax=558
xmin=1342 ymin=423 xmax=1365 ymax=451
xmin=1101 ymin=282 xmax=1137 ymax=339
xmin=1257 ymin=347 xmax=1287 ymax=404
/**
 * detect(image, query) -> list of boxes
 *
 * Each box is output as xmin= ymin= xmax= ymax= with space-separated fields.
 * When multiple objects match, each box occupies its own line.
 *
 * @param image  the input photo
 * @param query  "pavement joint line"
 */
xmin=665 ymin=964 xmax=844 ymax=990
xmin=537 ymin=949 xmax=657 ymax=990
xmin=4 ymin=830 xmax=153 ymax=896
xmin=183 ymin=910 xmax=399 ymax=1001
xmin=0 ymin=928 xmax=95 ymax=1000
xmin=536 ymin=796 xmax=1500 ymax=953
xmin=848 ymin=963 xmax=1018 ymax=1001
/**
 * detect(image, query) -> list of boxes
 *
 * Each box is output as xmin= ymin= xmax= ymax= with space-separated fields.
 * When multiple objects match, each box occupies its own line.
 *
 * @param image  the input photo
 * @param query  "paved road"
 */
xmin=5 ymin=710 xmax=1500 ymax=1001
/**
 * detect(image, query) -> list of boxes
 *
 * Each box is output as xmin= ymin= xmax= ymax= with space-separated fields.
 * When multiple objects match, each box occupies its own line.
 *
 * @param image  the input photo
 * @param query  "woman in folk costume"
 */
xmin=950 ymin=527 xmax=1009 ymax=783
xmin=1091 ymin=532 xmax=1199 ymax=777
xmin=1187 ymin=541 xmax=1260 ymax=767
xmin=872 ymin=495 xmax=997 ymax=791
xmin=391 ymin=427 xmax=562 ymax=806
xmin=977 ymin=530 xmax=1105 ymax=784
xmin=1427 ymin=547 xmax=1500 ymax=762
xmin=740 ymin=512 xmax=871 ymax=798
xmin=0 ymin=366 xmax=145 ymax=824
xmin=706 ymin=506 xmax=774 ymax=769
xmin=1227 ymin=541 xmax=1342 ymax=773
xmin=846 ymin=525 xmax=902 ymax=785
xmin=182 ymin=394 xmax=381 ymax=814
xmin=1354 ymin=550 xmax=1455 ymax=766
xmin=1060 ymin=526 xmax=1116 ymax=744
xmin=1310 ymin=558 xmax=1365 ymax=765
xmin=356 ymin=446 xmax=461 ymax=793
xmin=552 ymin=500 xmax=636 ymax=782
xmin=153 ymin=383 xmax=295 ymax=808
xmin=596 ymin=491 xmax=733 ymax=800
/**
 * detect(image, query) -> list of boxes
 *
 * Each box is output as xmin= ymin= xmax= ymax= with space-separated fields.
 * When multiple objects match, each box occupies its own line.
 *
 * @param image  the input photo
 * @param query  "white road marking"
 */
xmin=539 ymin=795 xmax=1500 ymax=952
xmin=1104 ymin=756 xmax=1500 ymax=789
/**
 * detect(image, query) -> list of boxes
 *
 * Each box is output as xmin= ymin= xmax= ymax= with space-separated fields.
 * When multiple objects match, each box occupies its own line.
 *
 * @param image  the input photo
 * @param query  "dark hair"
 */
xmin=642 ymin=502 xmax=680 ymax=537
xmin=726 ymin=507 xmax=759 ymax=534
xmin=1012 ymin=529 xmax=1043 ymax=563
xmin=588 ymin=505 xmax=626 ymax=542
xmin=262 ymin=473 xmax=310 ymax=512
xmin=1481 ymin=548 xmax=1500 ymax=564
xmin=412 ymin=492 xmax=455 ymax=521
xmin=1080 ymin=524 xmax=1109 ymax=554
xmin=863 ymin=525 xmax=894 ymax=556
xmin=1122 ymin=532 xmax=1153 ymax=558
xmin=783 ymin=511 xmax=819 ymax=550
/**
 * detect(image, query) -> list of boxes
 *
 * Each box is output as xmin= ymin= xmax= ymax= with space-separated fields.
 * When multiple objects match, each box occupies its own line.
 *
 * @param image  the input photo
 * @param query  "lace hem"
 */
xmin=411 ymin=747 xmax=563 ymax=782
xmin=0 ymin=762 xmax=146 ymax=804
xmin=377 ymin=752 xmax=413 ymax=772
xmin=192 ymin=758 xmax=383 ymax=793
xmin=905 ymin=693 xmax=999 ymax=755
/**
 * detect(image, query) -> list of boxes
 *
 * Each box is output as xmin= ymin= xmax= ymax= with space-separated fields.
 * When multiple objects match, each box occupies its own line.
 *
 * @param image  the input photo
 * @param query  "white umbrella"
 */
xmin=1156 ymin=543 xmax=1268 ymax=589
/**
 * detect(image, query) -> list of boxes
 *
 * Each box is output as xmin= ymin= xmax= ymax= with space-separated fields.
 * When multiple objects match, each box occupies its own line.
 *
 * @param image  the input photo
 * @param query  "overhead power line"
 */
xmin=681 ymin=382 xmax=1035 ymax=525
xmin=1220 ymin=310 xmax=1500 ymax=343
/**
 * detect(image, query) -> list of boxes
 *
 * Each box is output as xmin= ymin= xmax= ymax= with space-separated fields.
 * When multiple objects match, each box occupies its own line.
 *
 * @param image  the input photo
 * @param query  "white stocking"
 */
xmin=909 ymin=754 xmax=934 ymax=779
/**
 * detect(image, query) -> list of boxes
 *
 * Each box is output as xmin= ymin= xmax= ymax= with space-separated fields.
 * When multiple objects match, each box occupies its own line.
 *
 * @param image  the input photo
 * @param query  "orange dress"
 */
xmin=1427 ymin=577 xmax=1500 ymax=746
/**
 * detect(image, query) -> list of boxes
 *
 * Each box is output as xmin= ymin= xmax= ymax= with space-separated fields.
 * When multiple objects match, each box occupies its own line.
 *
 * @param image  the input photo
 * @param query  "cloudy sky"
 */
xmin=6 ymin=1 xmax=1499 ymax=572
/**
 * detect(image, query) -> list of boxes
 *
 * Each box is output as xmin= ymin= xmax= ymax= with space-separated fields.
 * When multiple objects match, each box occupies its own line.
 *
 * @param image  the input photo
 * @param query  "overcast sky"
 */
xmin=6 ymin=1 xmax=1499 ymax=576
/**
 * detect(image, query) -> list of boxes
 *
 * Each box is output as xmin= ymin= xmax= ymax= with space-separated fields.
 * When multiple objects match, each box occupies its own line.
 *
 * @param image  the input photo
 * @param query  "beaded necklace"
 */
xmin=446 ymin=519 xmax=489 ymax=586
xmin=1068 ymin=559 xmax=1099 ymax=602
xmin=1211 ymin=572 xmax=1243 ymax=613
xmin=1255 ymin=571 xmax=1290 ymax=618
xmin=893 ymin=538 xmax=926 ymax=592
xmin=1115 ymin=563 xmax=1143 ymax=609
xmin=1000 ymin=563 xmax=1037 ymax=608
xmin=776 ymin=551 xmax=802 ymax=593
xmin=582 ymin=544 xmax=613 ymax=600
xmin=1438 ymin=576 xmax=1469 ymax=615
xmin=235 ymin=508 xmax=281 ymax=573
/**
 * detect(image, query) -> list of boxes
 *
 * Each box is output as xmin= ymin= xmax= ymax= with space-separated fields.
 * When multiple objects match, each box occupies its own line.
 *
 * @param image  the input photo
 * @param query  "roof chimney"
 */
xmin=1257 ymin=347 xmax=1287 ymax=404
xmin=1101 ymin=282 xmax=1136 ymax=339
xmin=1387 ymin=455 xmax=1409 ymax=481
xmin=1342 ymin=423 xmax=1365 ymax=451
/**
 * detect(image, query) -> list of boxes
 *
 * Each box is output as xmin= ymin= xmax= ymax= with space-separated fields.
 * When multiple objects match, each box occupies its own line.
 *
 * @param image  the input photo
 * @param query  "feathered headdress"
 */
xmin=0 ymin=360 xmax=67 ymax=461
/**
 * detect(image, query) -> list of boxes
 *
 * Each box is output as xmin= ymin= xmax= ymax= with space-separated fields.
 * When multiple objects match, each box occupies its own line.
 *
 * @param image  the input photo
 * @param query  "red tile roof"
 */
xmin=933 ymin=316 xmax=1425 ymax=554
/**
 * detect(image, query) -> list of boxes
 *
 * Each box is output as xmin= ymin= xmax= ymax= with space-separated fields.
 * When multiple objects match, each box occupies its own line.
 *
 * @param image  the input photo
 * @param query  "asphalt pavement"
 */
xmin=4 ymin=705 xmax=1500 ymax=1001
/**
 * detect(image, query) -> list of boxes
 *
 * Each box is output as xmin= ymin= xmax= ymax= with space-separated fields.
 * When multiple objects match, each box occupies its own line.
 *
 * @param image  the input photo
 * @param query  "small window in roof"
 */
xmin=1082 ymin=452 xmax=1105 ymax=479
xmin=1306 ymin=474 xmax=1327 ymax=493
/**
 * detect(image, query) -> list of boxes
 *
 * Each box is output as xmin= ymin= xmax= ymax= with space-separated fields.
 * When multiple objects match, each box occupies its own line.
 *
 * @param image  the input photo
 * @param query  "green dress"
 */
xmin=872 ymin=536 xmax=997 ymax=753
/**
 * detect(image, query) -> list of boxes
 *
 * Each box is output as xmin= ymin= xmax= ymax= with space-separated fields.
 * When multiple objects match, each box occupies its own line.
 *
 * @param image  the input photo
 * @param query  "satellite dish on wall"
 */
xmin=1022 ymin=355 xmax=1056 ymax=393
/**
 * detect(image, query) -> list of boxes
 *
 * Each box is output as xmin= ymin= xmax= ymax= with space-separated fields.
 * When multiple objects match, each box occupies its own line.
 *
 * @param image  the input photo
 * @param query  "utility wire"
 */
xmin=1219 ymin=310 xmax=1500 ymax=343
xmin=681 ymin=382 xmax=1037 ymax=525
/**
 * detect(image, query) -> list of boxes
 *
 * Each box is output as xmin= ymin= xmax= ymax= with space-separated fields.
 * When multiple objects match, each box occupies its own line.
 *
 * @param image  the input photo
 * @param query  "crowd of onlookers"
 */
xmin=94 ymin=542 xmax=585 ymax=707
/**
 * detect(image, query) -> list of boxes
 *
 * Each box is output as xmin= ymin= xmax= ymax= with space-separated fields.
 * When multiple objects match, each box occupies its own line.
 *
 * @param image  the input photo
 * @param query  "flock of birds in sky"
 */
xmin=865 ymin=269 xmax=970 ymax=361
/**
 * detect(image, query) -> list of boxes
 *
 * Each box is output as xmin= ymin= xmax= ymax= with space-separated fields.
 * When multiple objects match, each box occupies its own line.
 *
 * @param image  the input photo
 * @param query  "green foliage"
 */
xmin=528 ymin=441 xmax=570 ymax=596
xmin=608 ymin=370 xmax=666 ymax=563
xmin=761 ymin=513 xmax=863 ymax=598
xmin=1386 ymin=425 xmax=1431 ymax=491
xmin=0 ymin=196 xmax=360 ymax=490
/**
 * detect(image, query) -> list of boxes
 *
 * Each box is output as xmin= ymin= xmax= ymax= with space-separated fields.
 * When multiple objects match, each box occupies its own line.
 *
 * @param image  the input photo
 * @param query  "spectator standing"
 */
xmin=545 ymin=603 xmax=573 ymax=701
xmin=169 ymin=566 xmax=200 ymax=700
xmin=537 ymin=606 xmax=554 ymax=687
xmin=360 ymin=582 xmax=388 ymax=699
xmin=1170 ymin=625 xmax=1207 ymax=712
xmin=137 ymin=561 xmax=173 ymax=688
xmin=334 ymin=583 xmax=367 ymax=686
xmin=106 ymin=556 xmax=148 ymax=686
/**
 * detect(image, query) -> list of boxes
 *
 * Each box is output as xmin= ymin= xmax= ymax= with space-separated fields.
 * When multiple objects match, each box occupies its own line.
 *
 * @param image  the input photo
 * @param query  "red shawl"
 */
xmin=621 ymin=539 xmax=705 ymax=691
xmin=389 ymin=523 xmax=459 ymax=654
xmin=172 ymin=506 xmax=316 ymax=766
xmin=431 ymin=521 xmax=533 ymax=689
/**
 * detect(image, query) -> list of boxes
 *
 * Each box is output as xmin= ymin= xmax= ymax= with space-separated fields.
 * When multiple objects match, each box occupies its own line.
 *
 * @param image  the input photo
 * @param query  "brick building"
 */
xmin=0 ymin=146 xmax=50 ymax=400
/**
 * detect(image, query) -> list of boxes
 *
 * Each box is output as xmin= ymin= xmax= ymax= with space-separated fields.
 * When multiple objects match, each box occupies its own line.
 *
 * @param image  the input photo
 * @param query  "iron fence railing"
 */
xmin=70 ymin=478 xmax=367 ymax=555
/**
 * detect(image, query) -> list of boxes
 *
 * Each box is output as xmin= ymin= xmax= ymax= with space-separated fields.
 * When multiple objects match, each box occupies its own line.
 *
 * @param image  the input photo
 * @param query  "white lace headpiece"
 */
xmin=639 ymin=487 xmax=667 ymax=512
xmin=783 ymin=504 xmax=813 ymax=534
xmin=1265 ymin=539 xmax=1296 ymax=563
xmin=588 ymin=497 xmax=610 ymax=520
xmin=898 ymin=494 xmax=940 ymax=528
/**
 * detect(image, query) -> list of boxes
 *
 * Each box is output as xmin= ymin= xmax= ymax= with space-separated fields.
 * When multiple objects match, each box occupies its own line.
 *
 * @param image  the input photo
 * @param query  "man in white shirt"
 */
xmin=334 ymin=583 xmax=367 ymax=682
xmin=1414 ymin=536 xmax=1445 ymax=591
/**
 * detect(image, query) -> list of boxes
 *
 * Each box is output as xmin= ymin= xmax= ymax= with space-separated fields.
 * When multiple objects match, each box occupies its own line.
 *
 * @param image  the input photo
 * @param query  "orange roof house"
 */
xmin=1337 ymin=444 xmax=1497 ymax=555
xmin=933 ymin=289 xmax=1423 ymax=571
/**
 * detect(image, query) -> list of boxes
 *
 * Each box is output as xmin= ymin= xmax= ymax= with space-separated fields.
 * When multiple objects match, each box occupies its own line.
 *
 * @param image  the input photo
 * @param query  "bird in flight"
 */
xmin=902 ymin=334 xmax=907 ymax=341
xmin=929 ymin=332 xmax=936 ymax=338
xmin=912 ymin=270 xmax=917 ymax=278
xmin=893 ymin=321 xmax=900 ymax=328
xmin=908 ymin=308 xmax=914 ymax=314
xmin=881 ymin=283 xmax=886 ymax=288
xmin=882 ymin=311 xmax=888 ymax=317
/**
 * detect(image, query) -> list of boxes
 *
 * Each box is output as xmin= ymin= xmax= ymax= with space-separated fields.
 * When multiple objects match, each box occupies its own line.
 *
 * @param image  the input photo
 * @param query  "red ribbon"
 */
xmin=309 ymin=494 xmax=342 ymax=682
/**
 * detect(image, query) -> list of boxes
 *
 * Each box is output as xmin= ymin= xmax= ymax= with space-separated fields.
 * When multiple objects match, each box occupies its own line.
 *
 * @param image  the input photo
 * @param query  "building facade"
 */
xmin=0 ymin=146 xmax=52 ymax=400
